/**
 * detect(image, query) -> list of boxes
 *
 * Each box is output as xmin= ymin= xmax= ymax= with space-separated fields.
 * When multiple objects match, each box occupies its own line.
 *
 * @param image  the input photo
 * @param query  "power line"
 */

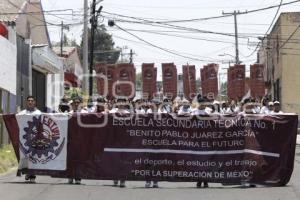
xmin=245 ymin=0 xmax=283 ymax=58
xmin=279 ymin=25 xmax=300 ymax=49
xmin=109 ymin=27 xmax=252 ymax=45
xmin=113 ymin=24 xmax=224 ymax=63
xmin=103 ymin=14 xmax=253 ymax=39
xmin=103 ymin=0 xmax=300 ymax=24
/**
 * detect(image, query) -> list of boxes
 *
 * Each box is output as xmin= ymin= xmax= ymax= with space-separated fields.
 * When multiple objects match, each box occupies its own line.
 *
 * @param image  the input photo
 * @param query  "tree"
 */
xmin=51 ymin=33 xmax=79 ymax=48
xmin=136 ymin=72 xmax=141 ymax=90
xmin=220 ymin=82 xmax=227 ymax=96
xmin=80 ymin=24 xmax=120 ymax=64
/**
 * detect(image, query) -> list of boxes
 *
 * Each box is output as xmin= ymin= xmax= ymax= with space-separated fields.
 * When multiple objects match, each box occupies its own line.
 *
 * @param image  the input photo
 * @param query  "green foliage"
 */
xmin=79 ymin=24 xmax=120 ymax=64
xmin=64 ymin=87 xmax=85 ymax=101
xmin=220 ymin=82 xmax=227 ymax=96
xmin=136 ymin=72 xmax=141 ymax=90
xmin=0 ymin=145 xmax=17 ymax=174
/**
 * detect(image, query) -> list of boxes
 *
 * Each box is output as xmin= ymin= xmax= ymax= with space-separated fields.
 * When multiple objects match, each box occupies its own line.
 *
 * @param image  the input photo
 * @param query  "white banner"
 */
xmin=16 ymin=114 xmax=69 ymax=171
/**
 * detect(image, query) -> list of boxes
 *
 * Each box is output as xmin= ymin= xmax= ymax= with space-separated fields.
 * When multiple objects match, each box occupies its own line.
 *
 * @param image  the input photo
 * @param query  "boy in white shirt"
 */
xmin=18 ymin=96 xmax=41 ymax=183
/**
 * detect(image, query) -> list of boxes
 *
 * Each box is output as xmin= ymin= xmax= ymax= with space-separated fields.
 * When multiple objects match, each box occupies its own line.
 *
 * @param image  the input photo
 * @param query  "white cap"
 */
xmin=213 ymin=100 xmax=220 ymax=104
xmin=268 ymin=102 xmax=274 ymax=106
xmin=274 ymin=101 xmax=280 ymax=105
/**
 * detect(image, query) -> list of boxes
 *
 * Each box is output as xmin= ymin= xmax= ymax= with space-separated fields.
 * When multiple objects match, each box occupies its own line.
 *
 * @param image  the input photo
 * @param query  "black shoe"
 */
xmin=203 ymin=182 xmax=209 ymax=188
xmin=25 ymin=175 xmax=36 ymax=183
xmin=75 ymin=179 xmax=81 ymax=184
xmin=196 ymin=181 xmax=202 ymax=188
xmin=120 ymin=180 xmax=126 ymax=188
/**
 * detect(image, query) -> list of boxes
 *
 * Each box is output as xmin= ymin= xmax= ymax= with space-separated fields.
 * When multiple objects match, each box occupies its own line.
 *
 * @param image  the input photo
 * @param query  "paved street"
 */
xmin=0 ymin=145 xmax=300 ymax=200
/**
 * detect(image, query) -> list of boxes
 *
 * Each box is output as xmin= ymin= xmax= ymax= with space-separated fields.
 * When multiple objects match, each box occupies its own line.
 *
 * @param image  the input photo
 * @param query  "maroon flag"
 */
xmin=162 ymin=63 xmax=177 ymax=99
xmin=142 ymin=63 xmax=157 ymax=99
xmin=250 ymin=64 xmax=265 ymax=99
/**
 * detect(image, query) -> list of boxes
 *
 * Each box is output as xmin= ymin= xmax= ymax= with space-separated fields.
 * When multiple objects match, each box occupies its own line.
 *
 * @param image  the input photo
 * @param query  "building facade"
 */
xmin=258 ymin=12 xmax=300 ymax=115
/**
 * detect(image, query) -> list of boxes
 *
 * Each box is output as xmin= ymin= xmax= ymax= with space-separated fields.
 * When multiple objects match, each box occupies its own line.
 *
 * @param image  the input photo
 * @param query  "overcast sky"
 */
xmin=42 ymin=0 xmax=300 ymax=80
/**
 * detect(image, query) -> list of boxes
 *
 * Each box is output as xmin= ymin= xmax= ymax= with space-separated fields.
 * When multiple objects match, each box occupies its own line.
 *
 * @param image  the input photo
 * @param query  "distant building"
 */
xmin=258 ymin=12 xmax=300 ymax=116
xmin=53 ymin=46 xmax=83 ymax=89
xmin=0 ymin=0 xmax=63 ymax=145
xmin=0 ymin=0 xmax=63 ymax=112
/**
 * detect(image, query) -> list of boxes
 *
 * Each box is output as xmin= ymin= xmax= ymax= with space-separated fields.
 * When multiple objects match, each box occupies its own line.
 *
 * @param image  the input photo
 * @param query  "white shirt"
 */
xmin=18 ymin=109 xmax=42 ymax=115
xmin=146 ymin=108 xmax=153 ymax=114
xmin=158 ymin=105 xmax=172 ymax=114
xmin=69 ymin=109 xmax=88 ymax=114
xmin=109 ymin=108 xmax=130 ymax=114
xmin=191 ymin=108 xmax=209 ymax=115
xmin=260 ymin=106 xmax=270 ymax=114
xmin=135 ymin=108 xmax=146 ymax=114
xmin=177 ymin=106 xmax=191 ymax=115
xmin=270 ymin=110 xmax=283 ymax=114
xmin=84 ymin=106 xmax=96 ymax=113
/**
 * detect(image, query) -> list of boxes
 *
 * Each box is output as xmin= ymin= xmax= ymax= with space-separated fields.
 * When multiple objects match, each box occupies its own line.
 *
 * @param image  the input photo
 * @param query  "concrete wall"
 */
xmin=279 ymin=13 xmax=300 ymax=115
xmin=258 ymin=12 xmax=300 ymax=118
xmin=0 ymin=35 xmax=17 ymax=146
xmin=0 ymin=36 xmax=16 ymax=95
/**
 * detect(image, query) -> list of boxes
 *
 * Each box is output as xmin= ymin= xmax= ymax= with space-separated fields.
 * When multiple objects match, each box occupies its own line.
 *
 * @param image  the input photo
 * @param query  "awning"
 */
xmin=32 ymin=45 xmax=62 ymax=74
xmin=64 ymin=72 xmax=78 ymax=87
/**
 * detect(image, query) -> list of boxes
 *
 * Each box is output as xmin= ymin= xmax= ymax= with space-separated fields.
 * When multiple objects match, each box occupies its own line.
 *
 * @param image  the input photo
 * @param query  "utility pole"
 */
xmin=89 ymin=0 xmax=103 ymax=97
xmin=129 ymin=49 xmax=133 ymax=64
xmin=222 ymin=10 xmax=246 ymax=64
xmin=60 ymin=21 xmax=63 ymax=57
xmin=82 ymin=0 xmax=89 ymax=94
xmin=60 ymin=21 xmax=70 ymax=57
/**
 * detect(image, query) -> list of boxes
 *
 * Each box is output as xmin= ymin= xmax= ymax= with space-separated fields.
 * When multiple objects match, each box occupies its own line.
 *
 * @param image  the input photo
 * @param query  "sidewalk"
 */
xmin=297 ymin=132 xmax=300 ymax=145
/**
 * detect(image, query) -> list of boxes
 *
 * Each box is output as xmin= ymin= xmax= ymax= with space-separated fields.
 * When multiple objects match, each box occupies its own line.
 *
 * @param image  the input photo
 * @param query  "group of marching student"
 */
xmin=18 ymin=94 xmax=283 ymax=187
xmin=58 ymin=94 xmax=283 ymax=117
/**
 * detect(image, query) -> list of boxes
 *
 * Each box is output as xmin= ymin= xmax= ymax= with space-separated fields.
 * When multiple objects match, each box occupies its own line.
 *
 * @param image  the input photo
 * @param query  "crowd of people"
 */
xmin=57 ymin=94 xmax=283 ymax=116
xmin=18 ymin=94 xmax=284 ymax=188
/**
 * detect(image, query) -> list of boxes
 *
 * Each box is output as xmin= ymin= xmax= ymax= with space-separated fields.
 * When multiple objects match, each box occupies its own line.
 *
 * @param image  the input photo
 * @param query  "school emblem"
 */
xmin=20 ymin=115 xmax=65 ymax=164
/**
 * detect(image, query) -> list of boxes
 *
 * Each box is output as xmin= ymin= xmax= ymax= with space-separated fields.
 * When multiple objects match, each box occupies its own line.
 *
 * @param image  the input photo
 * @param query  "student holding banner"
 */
xmin=68 ymin=96 xmax=87 ymax=184
xmin=110 ymin=98 xmax=131 ymax=188
xmin=18 ymin=95 xmax=42 ymax=183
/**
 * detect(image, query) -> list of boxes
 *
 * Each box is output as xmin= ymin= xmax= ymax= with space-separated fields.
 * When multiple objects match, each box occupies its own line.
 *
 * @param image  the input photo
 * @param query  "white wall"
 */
xmin=46 ymin=68 xmax=64 ymax=112
xmin=0 ymin=36 xmax=16 ymax=95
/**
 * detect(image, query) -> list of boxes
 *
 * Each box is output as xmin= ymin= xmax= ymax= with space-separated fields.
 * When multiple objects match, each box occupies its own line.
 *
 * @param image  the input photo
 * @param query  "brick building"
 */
xmin=182 ymin=65 xmax=196 ymax=100
xmin=162 ymin=63 xmax=177 ymax=99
